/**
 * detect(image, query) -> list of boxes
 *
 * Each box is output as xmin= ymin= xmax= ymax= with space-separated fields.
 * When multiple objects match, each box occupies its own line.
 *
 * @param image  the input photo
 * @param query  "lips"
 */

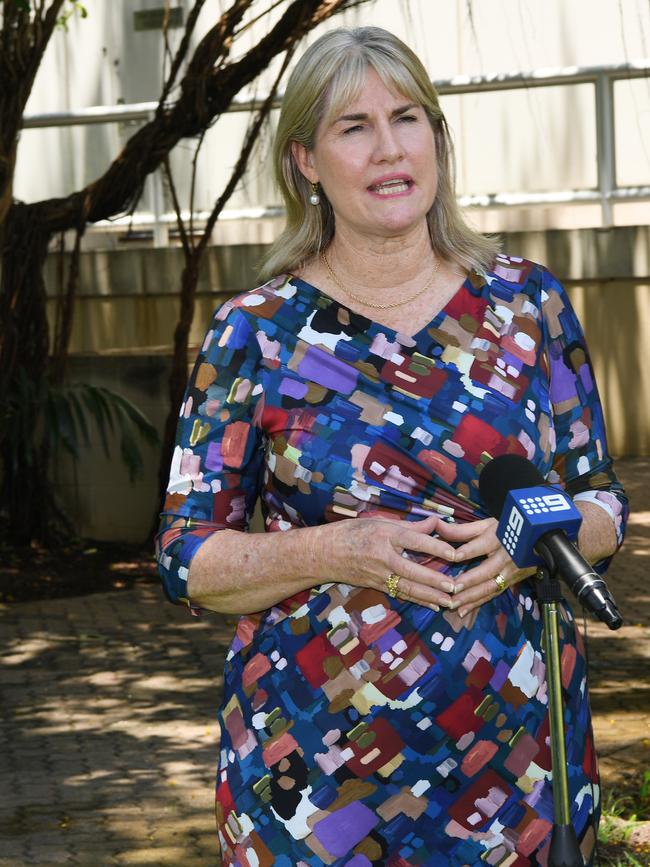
xmin=368 ymin=175 xmax=414 ymax=195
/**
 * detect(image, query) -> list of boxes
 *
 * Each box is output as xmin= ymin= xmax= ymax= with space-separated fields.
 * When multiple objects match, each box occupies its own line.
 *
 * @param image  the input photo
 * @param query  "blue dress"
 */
xmin=157 ymin=255 xmax=628 ymax=866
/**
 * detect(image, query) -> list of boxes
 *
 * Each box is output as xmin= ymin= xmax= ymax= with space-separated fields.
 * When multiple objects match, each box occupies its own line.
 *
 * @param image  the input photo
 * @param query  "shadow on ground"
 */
xmin=0 ymin=459 xmax=647 ymax=866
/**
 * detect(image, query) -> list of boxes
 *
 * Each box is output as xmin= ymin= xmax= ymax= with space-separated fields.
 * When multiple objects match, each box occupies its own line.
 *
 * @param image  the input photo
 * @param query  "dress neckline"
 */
xmin=288 ymin=270 xmax=475 ymax=343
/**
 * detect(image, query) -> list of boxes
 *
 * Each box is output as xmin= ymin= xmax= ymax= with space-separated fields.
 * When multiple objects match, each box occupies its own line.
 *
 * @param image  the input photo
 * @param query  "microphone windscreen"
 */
xmin=478 ymin=454 xmax=546 ymax=517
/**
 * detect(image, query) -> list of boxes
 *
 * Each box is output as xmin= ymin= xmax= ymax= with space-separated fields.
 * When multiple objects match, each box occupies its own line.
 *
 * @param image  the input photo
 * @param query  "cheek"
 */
xmin=321 ymin=158 xmax=367 ymax=203
xmin=421 ymin=160 xmax=438 ymax=202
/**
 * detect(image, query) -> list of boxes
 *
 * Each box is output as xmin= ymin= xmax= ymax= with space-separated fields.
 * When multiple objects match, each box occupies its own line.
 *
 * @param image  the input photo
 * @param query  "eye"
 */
xmin=397 ymin=114 xmax=418 ymax=123
xmin=342 ymin=124 xmax=363 ymax=135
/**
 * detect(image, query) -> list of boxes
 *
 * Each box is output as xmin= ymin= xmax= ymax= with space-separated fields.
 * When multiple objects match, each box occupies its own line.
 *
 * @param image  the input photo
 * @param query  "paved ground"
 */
xmin=1 ymin=458 xmax=648 ymax=866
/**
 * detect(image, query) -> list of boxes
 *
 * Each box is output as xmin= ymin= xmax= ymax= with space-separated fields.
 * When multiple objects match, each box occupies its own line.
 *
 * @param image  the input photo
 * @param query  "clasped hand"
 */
xmin=331 ymin=514 xmax=534 ymax=618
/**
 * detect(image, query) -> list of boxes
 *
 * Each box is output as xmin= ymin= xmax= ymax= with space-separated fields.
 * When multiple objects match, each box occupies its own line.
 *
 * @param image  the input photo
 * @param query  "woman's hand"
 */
xmin=319 ymin=514 xmax=460 ymax=611
xmin=436 ymin=518 xmax=536 ymax=617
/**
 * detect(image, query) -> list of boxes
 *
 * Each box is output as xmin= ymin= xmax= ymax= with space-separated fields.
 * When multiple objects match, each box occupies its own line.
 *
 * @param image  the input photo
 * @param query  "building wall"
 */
xmin=16 ymin=0 xmax=650 ymax=233
xmin=46 ymin=227 xmax=650 ymax=541
xmin=12 ymin=1 xmax=650 ymax=539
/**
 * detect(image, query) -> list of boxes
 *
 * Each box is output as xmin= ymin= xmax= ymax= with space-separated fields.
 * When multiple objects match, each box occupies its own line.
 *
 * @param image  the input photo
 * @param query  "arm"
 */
xmin=157 ymin=298 xmax=459 ymax=615
xmin=436 ymin=499 xmax=617 ymax=620
xmin=156 ymin=301 xmax=267 ymax=610
xmin=186 ymin=515 xmax=456 ymax=614
xmin=444 ymin=267 xmax=628 ymax=617
xmin=542 ymin=266 xmax=628 ymax=565
xmin=575 ymin=500 xmax=618 ymax=563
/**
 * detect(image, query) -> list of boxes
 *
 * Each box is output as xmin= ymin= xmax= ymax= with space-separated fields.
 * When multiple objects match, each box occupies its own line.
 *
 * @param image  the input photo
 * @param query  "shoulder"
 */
xmin=477 ymin=254 xmax=567 ymax=305
xmin=482 ymin=254 xmax=547 ymax=289
xmin=216 ymin=274 xmax=296 ymax=324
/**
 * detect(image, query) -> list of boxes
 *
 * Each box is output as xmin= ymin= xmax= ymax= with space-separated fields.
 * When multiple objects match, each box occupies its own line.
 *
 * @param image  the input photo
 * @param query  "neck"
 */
xmin=326 ymin=222 xmax=436 ymax=290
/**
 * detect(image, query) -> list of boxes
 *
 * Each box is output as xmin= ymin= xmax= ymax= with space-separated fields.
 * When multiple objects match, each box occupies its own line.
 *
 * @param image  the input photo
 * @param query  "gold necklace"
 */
xmin=320 ymin=249 xmax=440 ymax=310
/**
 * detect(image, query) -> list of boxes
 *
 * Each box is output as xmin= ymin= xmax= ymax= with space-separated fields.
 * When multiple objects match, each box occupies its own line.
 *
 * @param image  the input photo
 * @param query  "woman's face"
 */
xmin=293 ymin=67 xmax=438 ymax=242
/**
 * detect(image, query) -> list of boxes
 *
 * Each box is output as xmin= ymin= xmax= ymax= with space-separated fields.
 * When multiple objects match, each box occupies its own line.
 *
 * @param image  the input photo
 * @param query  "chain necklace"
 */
xmin=320 ymin=249 xmax=441 ymax=310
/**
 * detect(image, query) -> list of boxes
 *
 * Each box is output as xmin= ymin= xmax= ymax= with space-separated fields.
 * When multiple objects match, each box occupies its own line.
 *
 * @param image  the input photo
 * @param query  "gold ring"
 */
xmin=494 ymin=573 xmax=507 ymax=593
xmin=386 ymin=572 xmax=401 ymax=598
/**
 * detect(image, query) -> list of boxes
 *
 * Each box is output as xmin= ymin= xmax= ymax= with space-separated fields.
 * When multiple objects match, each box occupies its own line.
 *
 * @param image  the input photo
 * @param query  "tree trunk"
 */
xmin=0 ymin=0 xmax=372 ymax=546
xmin=0 ymin=203 xmax=52 ymax=545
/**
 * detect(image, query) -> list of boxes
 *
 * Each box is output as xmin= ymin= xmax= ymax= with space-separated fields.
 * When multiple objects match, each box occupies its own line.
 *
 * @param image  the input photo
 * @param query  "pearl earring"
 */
xmin=309 ymin=182 xmax=320 ymax=206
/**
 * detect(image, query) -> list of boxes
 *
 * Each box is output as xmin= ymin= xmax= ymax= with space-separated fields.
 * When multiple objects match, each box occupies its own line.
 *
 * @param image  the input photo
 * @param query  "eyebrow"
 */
xmin=333 ymin=103 xmax=419 ymax=124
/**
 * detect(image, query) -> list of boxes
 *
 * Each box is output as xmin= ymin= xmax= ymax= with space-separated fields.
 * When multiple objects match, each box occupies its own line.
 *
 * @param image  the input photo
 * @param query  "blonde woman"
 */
xmin=157 ymin=27 xmax=627 ymax=865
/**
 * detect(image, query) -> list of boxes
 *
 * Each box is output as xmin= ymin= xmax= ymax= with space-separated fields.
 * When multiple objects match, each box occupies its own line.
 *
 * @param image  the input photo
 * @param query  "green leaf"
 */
xmin=105 ymin=390 xmax=159 ymax=446
xmin=49 ymin=389 xmax=79 ymax=457
xmin=80 ymin=385 xmax=114 ymax=457
xmin=64 ymin=386 xmax=91 ymax=449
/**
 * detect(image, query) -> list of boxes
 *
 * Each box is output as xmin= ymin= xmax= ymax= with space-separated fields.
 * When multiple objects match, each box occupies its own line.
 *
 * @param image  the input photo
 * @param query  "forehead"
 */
xmin=323 ymin=65 xmax=418 ymax=126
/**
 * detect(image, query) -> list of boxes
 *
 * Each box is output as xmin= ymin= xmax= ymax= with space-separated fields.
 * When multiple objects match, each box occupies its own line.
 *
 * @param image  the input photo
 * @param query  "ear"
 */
xmin=290 ymin=140 xmax=318 ymax=184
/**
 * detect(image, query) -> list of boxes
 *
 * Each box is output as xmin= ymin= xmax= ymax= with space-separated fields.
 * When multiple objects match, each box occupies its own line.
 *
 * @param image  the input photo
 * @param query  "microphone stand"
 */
xmin=535 ymin=564 xmax=584 ymax=867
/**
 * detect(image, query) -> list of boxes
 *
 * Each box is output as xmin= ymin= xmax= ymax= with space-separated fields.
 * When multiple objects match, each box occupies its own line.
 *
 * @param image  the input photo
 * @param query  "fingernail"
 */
xmin=448 ymin=601 xmax=458 ymax=610
xmin=455 ymin=583 xmax=464 ymax=592
xmin=443 ymin=582 xmax=455 ymax=593
xmin=430 ymin=604 xmax=440 ymax=612
xmin=440 ymin=598 xmax=454 ymax=608
xmin=459 ymin=609 xmax=466 ymax=619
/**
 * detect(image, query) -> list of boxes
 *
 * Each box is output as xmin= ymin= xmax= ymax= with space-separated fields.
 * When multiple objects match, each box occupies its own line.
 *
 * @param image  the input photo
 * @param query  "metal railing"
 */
xmin=22 ymin=59 xmax=650 ymax=244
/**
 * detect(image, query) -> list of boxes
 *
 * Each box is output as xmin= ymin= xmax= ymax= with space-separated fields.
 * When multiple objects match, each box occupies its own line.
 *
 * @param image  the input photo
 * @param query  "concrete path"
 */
xmin=1 ymin=458 xmax=648 ymax=866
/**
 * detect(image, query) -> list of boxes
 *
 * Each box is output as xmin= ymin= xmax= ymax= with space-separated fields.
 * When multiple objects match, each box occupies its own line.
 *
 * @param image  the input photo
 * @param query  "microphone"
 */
xmin=479 ymin=454 xmax=623 ymax=631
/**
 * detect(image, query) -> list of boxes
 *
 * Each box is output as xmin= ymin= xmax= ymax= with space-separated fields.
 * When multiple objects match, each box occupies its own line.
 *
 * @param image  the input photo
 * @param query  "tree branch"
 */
xmin=157 ymin=0 xmax=208 ymax=113
xmin=162 ymin=155 xmax=191 ymax=257
xmin=22 ymin=0 xmax=356 ymax=234
xmin=188 ymin=128 xmax=206 ymax=240
xmin=198 ymin=42 xmax=294 ymax=255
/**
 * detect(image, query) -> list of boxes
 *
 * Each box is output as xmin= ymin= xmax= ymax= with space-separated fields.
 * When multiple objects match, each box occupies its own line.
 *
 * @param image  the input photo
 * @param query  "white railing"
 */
xmin=23 ymin=59 xmax=650 ymax=244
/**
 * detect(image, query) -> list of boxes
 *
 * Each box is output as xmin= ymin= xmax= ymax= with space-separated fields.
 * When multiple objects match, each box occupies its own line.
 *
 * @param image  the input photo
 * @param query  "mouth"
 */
xmin=368 ymin=177 xmax=414 ymax=196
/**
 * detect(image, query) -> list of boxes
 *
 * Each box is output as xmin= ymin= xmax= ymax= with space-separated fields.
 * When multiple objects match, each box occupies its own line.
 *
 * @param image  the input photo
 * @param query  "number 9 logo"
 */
xmin=542 ymin=493 xmax=571 ymax=512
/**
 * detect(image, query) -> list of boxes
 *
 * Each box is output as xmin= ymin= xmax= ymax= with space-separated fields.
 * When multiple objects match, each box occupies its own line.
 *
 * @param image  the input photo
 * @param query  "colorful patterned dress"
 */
xmin=157 ymin=255 xmax=628 ymax=867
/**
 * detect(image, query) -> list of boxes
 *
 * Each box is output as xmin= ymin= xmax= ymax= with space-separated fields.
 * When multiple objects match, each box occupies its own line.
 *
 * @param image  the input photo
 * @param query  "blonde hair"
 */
xmin=259 ymin=26 xmax=500 ymax=281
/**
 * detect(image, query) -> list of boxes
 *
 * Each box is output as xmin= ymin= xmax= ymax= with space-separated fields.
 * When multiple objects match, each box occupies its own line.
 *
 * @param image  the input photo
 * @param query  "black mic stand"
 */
xmin=535 ymin=564 xmax=584 ymax=867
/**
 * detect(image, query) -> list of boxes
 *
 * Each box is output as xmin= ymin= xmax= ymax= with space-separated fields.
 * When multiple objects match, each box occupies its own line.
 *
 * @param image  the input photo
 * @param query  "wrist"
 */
xmin=290 ymin=522 xmax=334 ymax=585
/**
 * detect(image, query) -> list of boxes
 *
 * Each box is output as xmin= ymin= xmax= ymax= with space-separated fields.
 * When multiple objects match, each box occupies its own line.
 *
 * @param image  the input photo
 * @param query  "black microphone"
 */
xmin=479 ymin=454 xmax=623 ymax=630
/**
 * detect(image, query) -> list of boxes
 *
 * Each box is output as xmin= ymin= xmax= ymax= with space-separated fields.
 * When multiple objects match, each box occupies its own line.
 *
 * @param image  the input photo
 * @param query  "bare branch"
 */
xmin=198 ymin=42 xmax=295 ymax=255
xmin=162 ymin=155 xmax=191 ymax=257
xmin=25 ymin=0 xmax=353 ymax=232
xmin=189 ymin=128 xmax=207 ymax=240
xmin=161 ymin=0 xmax=175 ymax=89
xmin=233 ymin=0 xmax=289 ymax=38
xmin=50 ymin=223 xmax=84 ymax=385
xmin=157 ymin=0 xmax=208 ymax=113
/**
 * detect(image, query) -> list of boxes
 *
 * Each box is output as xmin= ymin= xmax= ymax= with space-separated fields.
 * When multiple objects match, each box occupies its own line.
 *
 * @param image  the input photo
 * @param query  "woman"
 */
xmin=157 ymin=26 xmax=627 ymax=866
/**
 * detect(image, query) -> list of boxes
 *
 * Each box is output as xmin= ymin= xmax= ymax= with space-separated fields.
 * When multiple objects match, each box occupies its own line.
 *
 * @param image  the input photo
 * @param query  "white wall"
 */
xmin=14 ymin=0 xmax=650 ymax=232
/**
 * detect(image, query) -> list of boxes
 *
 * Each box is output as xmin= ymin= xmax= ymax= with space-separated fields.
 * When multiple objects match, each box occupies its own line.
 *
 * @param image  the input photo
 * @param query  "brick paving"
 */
xmin=0 ymin=458 xmax=648 ymax=866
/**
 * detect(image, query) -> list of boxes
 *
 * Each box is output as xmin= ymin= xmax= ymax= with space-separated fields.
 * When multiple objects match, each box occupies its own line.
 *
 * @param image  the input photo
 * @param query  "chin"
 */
xmin=376 ymin=214 xmax=427 ymax=236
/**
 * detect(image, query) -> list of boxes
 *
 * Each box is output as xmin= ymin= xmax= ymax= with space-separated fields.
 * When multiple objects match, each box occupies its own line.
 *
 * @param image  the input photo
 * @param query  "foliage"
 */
xmin=56 ymin=1 xmax=87 ymax=31
xmin=2 ymin=368 xmax=159 ymax=484
xmin=0 ymin=367 xmax=159 ymax=545
xmin=0 ymin=0 xmax=373 ymax=546
xmin=597 ymin=778 xmax=650 ymax=866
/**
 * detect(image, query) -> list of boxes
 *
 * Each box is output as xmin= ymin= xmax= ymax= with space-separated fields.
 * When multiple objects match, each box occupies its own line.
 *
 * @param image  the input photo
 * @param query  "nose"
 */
xmin=372 ymin=121 xmax=403 ymax=164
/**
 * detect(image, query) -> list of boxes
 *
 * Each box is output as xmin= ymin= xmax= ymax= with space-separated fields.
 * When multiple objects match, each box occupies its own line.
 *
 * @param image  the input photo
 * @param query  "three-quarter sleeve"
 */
xmin=156 ymin=301 xmax=265 ymax=607
xmin=541 ymin=268 xmax=628 ymax=567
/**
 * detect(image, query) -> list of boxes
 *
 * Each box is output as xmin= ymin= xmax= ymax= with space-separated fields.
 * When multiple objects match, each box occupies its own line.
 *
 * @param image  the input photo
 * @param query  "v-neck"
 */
xmin=288 ymin=271 xmax=475 ymax=343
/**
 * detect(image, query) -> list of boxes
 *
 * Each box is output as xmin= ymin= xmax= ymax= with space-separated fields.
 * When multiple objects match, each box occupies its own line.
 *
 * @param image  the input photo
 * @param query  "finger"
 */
xmin=452 ymin=533 xmax=501 ymax=562
xmin=399 ymin=528 xmax=457 ymax=562
xmin=455 ymin=568 xmax=532 ymax=616
xmin=448 ymin=552 xmax=508 ymax=592
xmin=457 ymin=597 xmax=492 ymax=619
xmin=390 ymin=573 xmax=455 ymax=611
xmin=387 ymin=557 xmax=458 ymax=607
xmin=407 ymin=514 xmax=445 ymax=533
xmin=434 ymin=518 xmax=496 ymax=543
xmin=453 ymin=576 xmax=503 ymax=611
